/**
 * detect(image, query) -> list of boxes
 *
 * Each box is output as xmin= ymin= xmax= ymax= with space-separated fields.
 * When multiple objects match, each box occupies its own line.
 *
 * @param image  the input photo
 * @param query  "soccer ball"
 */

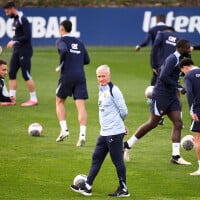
xmin=145 ymin=86 xmax=154 ymax=98
xmin=28 ymin=123 xmax=43 ymax=136
xmin=73 ymin=174 xmax=87 ymax=187
xmin=181 ymin=135 xmax=195 ymax=151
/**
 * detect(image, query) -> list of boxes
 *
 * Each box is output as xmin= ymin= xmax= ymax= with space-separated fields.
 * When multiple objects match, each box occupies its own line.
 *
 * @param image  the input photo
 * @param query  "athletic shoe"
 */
xmin=190 ymin=169 xmax=200 ymax=176
xmin=108 ymin=186 xmax=130 ymax=197
xmin=171 ymin=155 xmax=191 ymax=165
xmin=123 ymin=141 xmax=131 ymax=162
xmin=21 ymin=100 xmax=38 ymax=107
xmin=70 ymin=183 xmax=92 ymax=196
xmin=1 ymin=102 xmax=16 ymax=106
xmin=76 ymin=135 xmax=86 ymax=147
xmin=56 ymin=130 xmax=69 ymax=142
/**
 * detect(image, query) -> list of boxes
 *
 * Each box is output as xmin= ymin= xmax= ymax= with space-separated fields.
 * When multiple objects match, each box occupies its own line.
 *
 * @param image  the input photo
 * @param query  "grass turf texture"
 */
xmin=0 ymin=46 xmax=200 ymax=200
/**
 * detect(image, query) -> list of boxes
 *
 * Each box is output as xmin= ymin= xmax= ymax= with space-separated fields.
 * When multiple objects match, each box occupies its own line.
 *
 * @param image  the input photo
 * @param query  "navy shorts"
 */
xmin=9 ymin=51 xmax=32 ymax=81
xmin=56 ymin=76 xmax=88 ymax=100
xmin=150 ymin=95 xmax=181 ymax=116
xmin=190 ymin=113 xmax=200 ymax=132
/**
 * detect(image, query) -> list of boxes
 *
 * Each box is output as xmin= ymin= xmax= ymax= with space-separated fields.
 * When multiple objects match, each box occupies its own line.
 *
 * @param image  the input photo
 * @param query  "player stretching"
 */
xmin=124 ymin=39 xmax=191 ymax=165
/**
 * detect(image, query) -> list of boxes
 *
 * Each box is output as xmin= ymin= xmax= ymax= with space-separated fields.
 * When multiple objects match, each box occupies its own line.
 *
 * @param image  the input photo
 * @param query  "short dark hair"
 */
xmin=156 ymin=14 xmax=165 ymax=22
xmin=60 ymin=20 xmax=72 ymax=33
xmin=164 ymin=26 xmax=175 ymax=32
xmin=3 ymin=1 xmax=16 ymax=9
xmin=176 ymin=39 xmax=190 ymax=49
xmin=0 ymin=59 xmax=7 ymax=66
xmin=179 ymin=58 xmax=194 ymax=69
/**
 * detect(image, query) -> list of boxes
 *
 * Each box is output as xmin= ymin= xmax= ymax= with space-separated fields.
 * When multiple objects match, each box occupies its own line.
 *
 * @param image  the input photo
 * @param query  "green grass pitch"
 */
xmin=0 ymin=46 xmax=200 ymax=200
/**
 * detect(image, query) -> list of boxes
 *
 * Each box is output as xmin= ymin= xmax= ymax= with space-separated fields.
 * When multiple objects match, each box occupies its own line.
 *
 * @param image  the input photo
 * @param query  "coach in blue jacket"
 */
xmin=71 ymin=64 xmax=130 ymax=197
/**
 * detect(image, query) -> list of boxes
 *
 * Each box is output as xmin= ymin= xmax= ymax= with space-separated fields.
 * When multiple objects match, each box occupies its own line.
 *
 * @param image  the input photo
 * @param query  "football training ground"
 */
xmin=1 ymin=46 xmax=200 ymax=199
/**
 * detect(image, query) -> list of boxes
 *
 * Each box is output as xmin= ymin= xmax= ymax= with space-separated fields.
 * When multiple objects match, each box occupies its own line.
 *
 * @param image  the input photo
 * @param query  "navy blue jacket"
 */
xmin=56 ymin=35 xmax=90 ymax=80
xmin=151 ymin=30 xmax=179 ymax=69
xmin=139 ymin=23 xmax=167 ymax=47
xmin=153 ymin=51 xmax=181 ymax=97
xmin=12 ymin=11 xmax=33 ymax=55
xmin=184 ymin=67 xmax=200 ymax=114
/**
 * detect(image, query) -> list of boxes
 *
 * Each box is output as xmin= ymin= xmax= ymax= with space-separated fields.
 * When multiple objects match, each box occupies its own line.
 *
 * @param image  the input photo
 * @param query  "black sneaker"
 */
xmin=108 ymin=186 xmax=130 ymax=197
xmin=70 ymin=183 xmax=92 ymax=196
xmin=123 ymin=141 xmax=131 ymax=161
xmin=124 ymin=141 xmax=131 ymax=150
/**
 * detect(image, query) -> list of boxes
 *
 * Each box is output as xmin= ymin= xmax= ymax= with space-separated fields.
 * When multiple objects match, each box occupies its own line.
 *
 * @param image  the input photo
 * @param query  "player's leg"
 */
xmin=71 ymin=135 xmax=108 ymax=196
xmin=3 ymin=52 xmax=20 ymax=106
xmin=190 ymin=132 xmax=200 ymax=175
xmin=75 ymin=99 xmax=87 ymax=147
xmin=20 ymin=55 xmax=38 ymax=106
xmin=108 ymin=133 xmax=130 ymax=197
xmin=55 ymin=96 xmax=69 ymax=142
xmin=55 ymin=80 xmax=70 ymax=142
xmin=74 ymin=80 xmax=88 ymax=147
xmin=167 ymin=110 xmax=191 ymax=165
xmin=123 ymin=113 xmax=161 ymax=161
xmin=189 ymin=114 xmax=200 ymax=175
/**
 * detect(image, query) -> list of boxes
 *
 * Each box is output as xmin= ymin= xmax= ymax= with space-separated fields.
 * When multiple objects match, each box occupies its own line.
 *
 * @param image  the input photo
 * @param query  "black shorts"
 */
xmin=56 ymin=76 xmax=88 ymax=100
xmin=190 ymin=113 xmax=200 ymax=132
xmin=9 ymin=51 xmax=32 ymax=81
xmin=150 ymin=95 xmax=181 ymax=116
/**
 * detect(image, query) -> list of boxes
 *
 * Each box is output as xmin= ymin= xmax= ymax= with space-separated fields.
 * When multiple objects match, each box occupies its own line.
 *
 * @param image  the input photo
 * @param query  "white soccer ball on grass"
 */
xmin=28 ymin=123 xmax=43 ymax=136
xmin=181 ymin=135 xmax=195 ymax=151
xmin=73 ymin=174 xmax=87 ymax=187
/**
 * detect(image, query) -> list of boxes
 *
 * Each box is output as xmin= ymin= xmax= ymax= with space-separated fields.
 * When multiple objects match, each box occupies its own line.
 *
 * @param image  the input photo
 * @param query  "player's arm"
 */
xmin=159 ymin=56 xmax=179 ymax=88
xmin=184 ymin=78 xmax=199 ymax=122
xmin=56 ymin=39 xmax=68 ymax=64
xmin=83 ymin=46 xmax=90 ymax=65
xmin=184 ymin=77 xmax=194 ymax=112
xmin=135 ymin=31 xmax=152 ymax=51
xmin=112 ymin=86 xmax=128 ymax=120
xmin=151 ymin=32 xmax=162 ymax=71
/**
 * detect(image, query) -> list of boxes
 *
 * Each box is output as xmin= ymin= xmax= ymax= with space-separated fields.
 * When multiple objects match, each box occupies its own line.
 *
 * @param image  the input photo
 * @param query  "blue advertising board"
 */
xmin=0 ymin=7 xmax=199 ymax=46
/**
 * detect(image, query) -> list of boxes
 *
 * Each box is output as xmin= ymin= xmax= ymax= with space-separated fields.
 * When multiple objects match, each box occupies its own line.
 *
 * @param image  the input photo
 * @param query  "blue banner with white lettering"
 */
xmin=0 ymin=7 xmax=199 ymax=46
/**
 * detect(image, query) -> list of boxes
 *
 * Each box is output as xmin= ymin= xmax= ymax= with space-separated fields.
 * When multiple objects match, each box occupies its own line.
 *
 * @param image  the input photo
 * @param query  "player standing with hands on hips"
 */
xmin=3 ymin=1 xmax=38 ymax=107
xmin=179 ymin=58 xmax=200 ymax=176
xmin=70 ymin=65 xmax=130 ymax=197
xmin=55 ymin=20 xmax=90 ymax=147
xmin=124 ymin=39 xmax=191 ymax=165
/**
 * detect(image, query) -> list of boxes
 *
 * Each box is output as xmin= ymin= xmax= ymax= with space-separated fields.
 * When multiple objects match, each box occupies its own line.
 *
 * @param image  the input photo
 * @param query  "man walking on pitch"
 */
xmin=124 ymin=39 xmax=191 ymax=165
xmin=55 ymin=20 xmax=90 ymax=147
xmin=70 ymin=65 xmax=130 ymax=197
xmin=3 ymin=1 xmax=38 ymax=107
xmin=179 ymin=58 xmax=200 ymax=175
